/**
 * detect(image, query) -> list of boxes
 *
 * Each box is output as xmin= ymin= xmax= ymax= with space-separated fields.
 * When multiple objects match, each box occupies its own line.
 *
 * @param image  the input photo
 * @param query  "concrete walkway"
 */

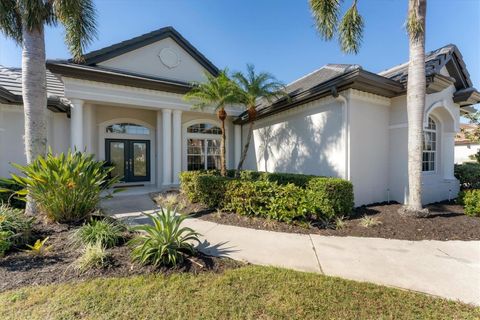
xmin=101 ymin=194 xmax=480 ymax=306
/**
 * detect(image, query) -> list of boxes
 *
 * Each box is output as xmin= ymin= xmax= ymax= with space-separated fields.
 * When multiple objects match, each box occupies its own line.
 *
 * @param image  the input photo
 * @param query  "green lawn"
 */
xmin=0 ymin=265 xmax=478 ymax=320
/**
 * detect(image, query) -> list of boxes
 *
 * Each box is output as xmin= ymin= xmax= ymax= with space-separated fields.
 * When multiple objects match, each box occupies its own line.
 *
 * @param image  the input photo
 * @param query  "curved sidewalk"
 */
xmin=102 ymin=194 xmax=480 ymax=306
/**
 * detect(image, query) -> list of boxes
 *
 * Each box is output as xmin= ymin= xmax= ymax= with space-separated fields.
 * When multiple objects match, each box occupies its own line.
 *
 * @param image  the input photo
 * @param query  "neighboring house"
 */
xmin=455 ymin=123 xmax=480 ymax=163
xmin=0 ymin=27 xmax=479 ymax=206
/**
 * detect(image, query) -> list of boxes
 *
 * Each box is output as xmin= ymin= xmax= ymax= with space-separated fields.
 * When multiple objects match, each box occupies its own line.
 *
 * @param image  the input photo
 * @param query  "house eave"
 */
xmin=47 ymin=61 xmax=193 ymax=95
xmin=453 ymin=88 xmax=480 ymax=107
xmin=234 ymin=69 xmax=403 ymax=125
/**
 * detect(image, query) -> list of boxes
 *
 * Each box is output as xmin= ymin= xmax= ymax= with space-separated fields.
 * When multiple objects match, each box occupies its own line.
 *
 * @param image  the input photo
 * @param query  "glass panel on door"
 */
xmin=132 ymin=142 xmax=147 ymax=177
xmin=109 ymin=141 xmax=125 ymax=180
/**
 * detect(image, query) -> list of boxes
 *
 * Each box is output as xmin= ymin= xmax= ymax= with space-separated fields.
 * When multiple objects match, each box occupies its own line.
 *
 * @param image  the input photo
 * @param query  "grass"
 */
xmin=359 ymin=215 xmax=382 ymax=228
xmin=0 ymin=265 xmax=478 ymax=320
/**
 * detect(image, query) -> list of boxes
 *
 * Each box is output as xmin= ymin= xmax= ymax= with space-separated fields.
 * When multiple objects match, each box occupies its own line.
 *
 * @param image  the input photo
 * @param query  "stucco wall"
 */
xmin=388 ymin=85 xmax=460 ymax=204
xmin=98 ymin=37 xmax=209 ymax=83
xmin=243 ymin=97 xmax=345 ymax=179
xmin=348 ymin=92 xmax=390 ymax=205
xmin=0 ymin=104 xmax=70 ymax=178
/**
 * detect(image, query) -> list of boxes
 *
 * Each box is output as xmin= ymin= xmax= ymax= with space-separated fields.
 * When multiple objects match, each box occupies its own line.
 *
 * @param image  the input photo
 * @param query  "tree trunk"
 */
xmin=236 ymin=105 xmax=257 ymax=176
xmin=217 ymin=108 xmax=227 ymax=176
xmin=22 ymin=25 xmax=47 ymax=215
xmin=405 ymin=0 xmax=427 ymax=214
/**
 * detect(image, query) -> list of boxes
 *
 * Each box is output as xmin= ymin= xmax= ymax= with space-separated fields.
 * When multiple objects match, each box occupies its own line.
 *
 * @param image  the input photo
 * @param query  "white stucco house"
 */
xmin=455 ymin=123 xmax=480 ymax=164
xmin=0 ymin=27 xmax=479 ymax=206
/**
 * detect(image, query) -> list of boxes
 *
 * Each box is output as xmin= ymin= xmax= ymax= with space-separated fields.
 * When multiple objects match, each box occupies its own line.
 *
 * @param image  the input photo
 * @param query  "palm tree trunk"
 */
xmin=405 ymin=0 xmax=427 ymax=213
xmin=236 ymin=105 xmax=257 ymax=177
xmin=217 ymin=108 xmax=227 ymax=176
xmin=236 ymin=120 xmax=254 ymax=175
xmin=22 ymin=25 xmax=47 ymax=215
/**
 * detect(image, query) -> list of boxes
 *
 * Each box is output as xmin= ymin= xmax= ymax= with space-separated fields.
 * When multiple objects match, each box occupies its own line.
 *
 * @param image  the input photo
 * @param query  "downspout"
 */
xmin=332 ymin=88 xmax=350 ymax=181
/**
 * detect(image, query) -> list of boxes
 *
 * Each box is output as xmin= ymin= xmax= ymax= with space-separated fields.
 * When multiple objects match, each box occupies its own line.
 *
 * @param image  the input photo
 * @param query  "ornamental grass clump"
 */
xmin=129 ymin=208 xmax=200 ymax=267
xmin=6 ymin=151 xmax=120 ymax=223
xmin=72 ymin=218 xmax=126 ymax=248
xmin=0 ymin=204 xmax=33 ymax=255
xmin=74 ymin=242 xmax=110 ymax=273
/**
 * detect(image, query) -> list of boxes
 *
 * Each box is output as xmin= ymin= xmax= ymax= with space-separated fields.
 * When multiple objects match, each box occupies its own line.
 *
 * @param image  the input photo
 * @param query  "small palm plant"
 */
xmin=233 ymin=64 xmax=286 ymax=174
xmin=184 ymin=70 xmax=240 ymax=176
xmin=129 ymin=208 xmax=200 ymax=267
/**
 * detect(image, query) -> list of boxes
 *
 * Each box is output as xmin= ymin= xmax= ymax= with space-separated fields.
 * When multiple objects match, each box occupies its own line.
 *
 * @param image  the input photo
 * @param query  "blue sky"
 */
xmin=1 ymin=0 xmax=479 ymax=87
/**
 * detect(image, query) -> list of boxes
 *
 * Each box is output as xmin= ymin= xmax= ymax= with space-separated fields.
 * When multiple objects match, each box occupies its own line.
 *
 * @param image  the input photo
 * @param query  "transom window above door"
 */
xmin=106 ymin=123 xmax=150 ymax=135
xmin=187 ymin=123 xmax=222 ymax=135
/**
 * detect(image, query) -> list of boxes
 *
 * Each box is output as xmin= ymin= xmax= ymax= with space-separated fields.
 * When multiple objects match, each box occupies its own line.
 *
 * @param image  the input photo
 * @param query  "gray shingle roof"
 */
xmin=0 ymin=65 xmax=65 ymax=98
xmin=379 ymin=44 xmax=473 ymax=89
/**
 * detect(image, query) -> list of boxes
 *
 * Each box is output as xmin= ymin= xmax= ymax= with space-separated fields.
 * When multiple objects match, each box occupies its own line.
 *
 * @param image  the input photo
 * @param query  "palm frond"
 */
xmin=338 ymin=0 xmax=364 ymax=54
xmin=309 ymin=0 xmax=341 ymax=40
xmin=52 ymin=0 xmax=97 ymax=62
xmin=184 ymin=70 xmax=240 ymax=111
xmin=0 ymin=0 xmax=22 ymax=43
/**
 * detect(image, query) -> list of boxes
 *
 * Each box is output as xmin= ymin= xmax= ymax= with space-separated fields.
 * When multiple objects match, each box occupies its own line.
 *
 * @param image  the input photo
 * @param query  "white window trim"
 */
xmin=182 ymin=119 xmax=228 ymax=171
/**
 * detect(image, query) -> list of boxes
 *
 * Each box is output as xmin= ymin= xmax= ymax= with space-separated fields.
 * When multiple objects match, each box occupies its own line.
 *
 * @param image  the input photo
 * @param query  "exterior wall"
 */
xmin=388 ymin=85 xmax=460 ymax=205
xmin=243 ymin=96 xmax=345 ymax=179
xmin=348 ymin=91 xmax=390 ymax=205
xmin=98 ymin=37 xmax=209 ymax=83
xmin=455 ymin=144 xmax=480 ymax=164
xmin=0 ymin=104 xmax=70 ymax=178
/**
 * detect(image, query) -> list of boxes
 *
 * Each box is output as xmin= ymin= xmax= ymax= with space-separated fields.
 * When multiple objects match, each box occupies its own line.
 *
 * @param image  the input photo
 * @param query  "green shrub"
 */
xmin=307 ymin=178 xmax=354 ymax=219
xmin=180 ymin=170 xmax=354 ymax=222
xmin=454 ymin=163 xmax=480 ymax=189
xmin=223 ymin=180 xmax=311 ymax=222
xmin=129 ymin=208 xmax=200 ymax=267
xmin=265 ymin=172 xmax=316 ymax=188
xmin=0 ymin=180 xmax=25 ymax=209
xmin=0 ymin=204 xmax=33 ymax=251
xmin=195 ymin=175 xmax=231 ymax=208
xmin=72 ymin=218 xmax=125 ymax=248
xmin=462 ymin=189 xmax=480 ymax=217
xmin=7 ymin=151 xmax=120 ymax=223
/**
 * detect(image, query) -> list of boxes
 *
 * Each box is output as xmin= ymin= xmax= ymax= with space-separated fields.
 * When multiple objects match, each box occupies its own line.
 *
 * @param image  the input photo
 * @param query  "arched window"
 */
xmin=106 ymin=123 xmax=150 ymax=135
xmin=422 ymin=116 xmax=437 ymax=172
xmin=186 ymin=122 xmax=221 ymax=171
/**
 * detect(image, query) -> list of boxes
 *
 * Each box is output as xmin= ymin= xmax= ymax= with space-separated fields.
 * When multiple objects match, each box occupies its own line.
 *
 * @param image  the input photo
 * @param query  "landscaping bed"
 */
xmin=0 ymin=218 xmax=242 ymax=293
xmin=153 ymin=191 xmax=480 ymax=241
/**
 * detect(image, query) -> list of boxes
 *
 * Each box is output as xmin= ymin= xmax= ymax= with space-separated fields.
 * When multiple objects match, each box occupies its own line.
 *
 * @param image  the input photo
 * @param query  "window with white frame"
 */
xmin=106 ymin=123 xmax=150 ymax=135
xmin=422 ymin=116 xmax=437 ymax=172
xmin=186 ymin=123 xmax=222 ymax=171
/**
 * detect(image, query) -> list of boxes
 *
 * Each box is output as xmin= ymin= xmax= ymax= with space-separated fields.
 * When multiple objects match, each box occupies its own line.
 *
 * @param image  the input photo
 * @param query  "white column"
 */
xmin=443 ymin=132 xmax=456 ymax=179
xmin=156 ymin=111 xmax=162 ymax=187
xmin=162 ymin=109 xmax=172 ymax=186
xmin=70 ymin=99 xmax=84 ymax=151
xmin=172 ymin=110 xmax=182 ymax=184
xmin=83 ymin=103 xmax=95 ymax=155
xmin=234 ymin=124 xmax=242 ymax=168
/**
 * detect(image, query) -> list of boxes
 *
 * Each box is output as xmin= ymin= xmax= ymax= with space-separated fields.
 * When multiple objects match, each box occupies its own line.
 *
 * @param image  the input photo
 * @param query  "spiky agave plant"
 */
xmin=129 ymin=208 xmax=200 ymax=267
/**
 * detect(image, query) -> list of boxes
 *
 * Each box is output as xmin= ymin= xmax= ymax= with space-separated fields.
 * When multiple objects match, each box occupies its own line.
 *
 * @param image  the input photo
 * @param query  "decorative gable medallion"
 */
xmin=158 ymin=47 xmax=180 ymax=69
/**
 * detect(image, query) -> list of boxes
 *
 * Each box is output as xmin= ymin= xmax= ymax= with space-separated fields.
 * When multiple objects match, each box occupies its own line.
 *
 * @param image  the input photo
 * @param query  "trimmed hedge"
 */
xmin=454 ymin=163 xmax=480 ymax=189
xmin=461 ymin=189 xmax=480 ymax=217
xmin=179 ymin=171 xmax=354 ymax=222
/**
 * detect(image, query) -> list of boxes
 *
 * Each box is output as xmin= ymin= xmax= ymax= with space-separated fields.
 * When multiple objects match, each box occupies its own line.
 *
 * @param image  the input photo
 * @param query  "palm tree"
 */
xmin=232 ymin=64 xmax=286 ymax=175
xmin=184 ymin=70 xmax=239 ymax=176
xmin=309 ymin=0 xmax=427 ymax=215
xmin=0 ymin=0 xmax=97 ymax=214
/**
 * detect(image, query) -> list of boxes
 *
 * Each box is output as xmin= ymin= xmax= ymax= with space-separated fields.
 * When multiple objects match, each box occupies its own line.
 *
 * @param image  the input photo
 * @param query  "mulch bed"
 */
xmin=153 ymin=191 xmax=480 ymax=241
xmin=0 ymin=220 xmax=243 ymax=293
